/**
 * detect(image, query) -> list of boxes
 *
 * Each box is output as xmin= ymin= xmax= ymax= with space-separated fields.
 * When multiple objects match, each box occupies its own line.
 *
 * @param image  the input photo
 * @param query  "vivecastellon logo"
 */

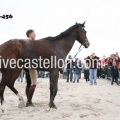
xmin=0 ymin=56 xmax=100 ymax=69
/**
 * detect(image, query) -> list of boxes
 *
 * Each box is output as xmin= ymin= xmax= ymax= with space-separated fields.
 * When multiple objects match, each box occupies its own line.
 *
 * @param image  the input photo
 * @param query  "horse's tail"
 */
xmin=0 ymin=85 xmax=4 ymax=104
xmin=0 ymin=72 xmax=4 ymax=105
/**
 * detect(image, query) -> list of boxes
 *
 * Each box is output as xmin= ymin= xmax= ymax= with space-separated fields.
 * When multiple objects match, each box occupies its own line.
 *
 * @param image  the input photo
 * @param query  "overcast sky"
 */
xmin=0 ymin=0 xmax=120 ymax=60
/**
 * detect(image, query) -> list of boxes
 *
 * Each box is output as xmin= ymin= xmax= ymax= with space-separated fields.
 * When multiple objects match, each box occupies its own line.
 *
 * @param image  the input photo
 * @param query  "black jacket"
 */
xmin=84 ymin=56 xmax=100 ymax=69
xmin=111 ymin=66 xmax=119 ymax=78
xmin=67 ymin=59 xmax=74 ymax=69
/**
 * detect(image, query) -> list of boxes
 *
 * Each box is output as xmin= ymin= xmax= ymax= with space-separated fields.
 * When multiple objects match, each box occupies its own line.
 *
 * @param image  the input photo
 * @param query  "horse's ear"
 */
xmin=75 ymin=22 xmax=78 ymax=25
xmin=82 ymin=21 xmax=86 ymax=27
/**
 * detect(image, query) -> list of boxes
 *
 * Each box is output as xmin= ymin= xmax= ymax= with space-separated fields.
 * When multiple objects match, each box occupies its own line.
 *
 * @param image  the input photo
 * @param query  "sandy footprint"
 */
xmin=80 ymin=114 xmax=89 ymax=118
xmin=62 ymin=112 xmax=72 ymax=118
xmin=94 ymin=98 xmax=101 ymax=103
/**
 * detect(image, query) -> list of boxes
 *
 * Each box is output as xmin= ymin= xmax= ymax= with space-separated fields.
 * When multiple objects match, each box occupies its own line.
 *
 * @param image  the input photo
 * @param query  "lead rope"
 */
xmin=63 ymin=44 xmax=85 ymax=67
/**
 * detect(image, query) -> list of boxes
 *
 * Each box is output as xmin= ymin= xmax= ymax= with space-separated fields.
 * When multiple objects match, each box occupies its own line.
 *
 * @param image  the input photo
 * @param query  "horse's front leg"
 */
xmin=49 ymin=69 xmax=59 ymax=109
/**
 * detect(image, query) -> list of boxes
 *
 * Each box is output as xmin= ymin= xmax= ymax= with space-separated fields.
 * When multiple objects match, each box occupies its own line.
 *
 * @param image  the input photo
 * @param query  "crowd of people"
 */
xmin=98 ymin=52 xmax=120 ymax=85
xmin=64 ymin=52 xmax=120 ymax=85
xmin=17 ymin=52 xmax=120 ymax=86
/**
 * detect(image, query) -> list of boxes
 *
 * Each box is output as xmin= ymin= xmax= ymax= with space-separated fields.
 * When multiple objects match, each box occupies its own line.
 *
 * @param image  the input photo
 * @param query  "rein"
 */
xmin=64 ymin=39 xmax=87 ymax=67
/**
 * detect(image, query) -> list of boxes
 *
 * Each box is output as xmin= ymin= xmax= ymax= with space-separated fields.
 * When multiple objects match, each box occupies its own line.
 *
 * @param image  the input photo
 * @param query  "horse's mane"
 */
xmin=46 ymin=24 xmax=78 ymax=41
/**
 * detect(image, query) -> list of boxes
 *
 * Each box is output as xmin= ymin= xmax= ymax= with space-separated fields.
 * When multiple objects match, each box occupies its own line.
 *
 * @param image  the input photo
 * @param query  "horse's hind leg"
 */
xmin=0 ymin=68 xmax=23 ymax=103
xmin=8 ymin=85 xmax=23 ymax=101
xmin=0 ymin=69 xmax=23 ymax=112
xmin=24 ymin=68 xmax=31 ymax=99
xmin=7 ymin=68 xmax=24 ymax=101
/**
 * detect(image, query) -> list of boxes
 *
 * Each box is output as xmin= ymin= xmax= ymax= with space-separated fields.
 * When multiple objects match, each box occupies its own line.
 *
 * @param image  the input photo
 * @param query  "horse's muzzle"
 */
xmin=84 ymin=39 xmax=90 ymax=48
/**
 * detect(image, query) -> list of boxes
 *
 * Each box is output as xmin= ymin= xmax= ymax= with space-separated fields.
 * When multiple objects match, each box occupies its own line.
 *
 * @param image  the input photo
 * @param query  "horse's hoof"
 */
xmin=0 ymin=108 xmax=5 ymax=113
xmin=46 ymin=107 xmax=51 ymax=112
xmin=52 ymin=103 xmax=57 ymax=109
xmin=0 ymin=105 xmax=6 ymax=113
xmin=2 ymin=109 xmax=5 ymax=113
xmin=18 ymin=101 xmax=25 ymax=108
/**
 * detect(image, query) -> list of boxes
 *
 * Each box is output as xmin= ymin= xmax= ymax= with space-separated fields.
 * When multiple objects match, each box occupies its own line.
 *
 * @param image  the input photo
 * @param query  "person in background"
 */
xmin=109 ymin=54 xmax=113 ymax=67
xmin=73 ymin=58 xmax=81 ymax=83
xmin=115 ymin=52 xmax=119 ymax=57
xmin=97 ymin=60 xmax=102 ymax=78
xmin=115 ymin=56 xmax=120 ymax=69
xmin=66 ymin=55 xmax=74 ymax=82
xmin=112 ymin=54 xmax=116 ymax=63
xmin=115 ymin=55 xmax=120 ymax=81
xmin=41 ymin=71 xmax=45 ymax=78
xmin=85 ymin=53 xmax=100 ymax=85
xmin=37 ymin=70 xmax=41 ymax=78
xmin=78 ymin=59 xmax=82 ymax=80
xmin=103 ymin=64 xmax=107 ymax=79
xmin=111 ymin=62 xmax=119 ymax=85
xmin=106 ymin=57 xmax=111 ymax=80
xmin=63 ymin=66 xmax=67 ymax=79
xmin=45 ymin=72 xmax=50 ymax=78
xmin=100 ymin=55 xmax=106 ymax=77
xmin=118 ymin=64 xmax=120 ymax=81
xmin=17 ymin=70 xmax=24 ymax=83
xmin=84 ymin=60 xmax=89 ymax=82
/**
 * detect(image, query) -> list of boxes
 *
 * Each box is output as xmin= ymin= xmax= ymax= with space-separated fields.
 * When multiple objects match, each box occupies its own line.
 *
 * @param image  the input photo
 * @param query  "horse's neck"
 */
xmin=58 ymin=31 xmax=76 ymax=57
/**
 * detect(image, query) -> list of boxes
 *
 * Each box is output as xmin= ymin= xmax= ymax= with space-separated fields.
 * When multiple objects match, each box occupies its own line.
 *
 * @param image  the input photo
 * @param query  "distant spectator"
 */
xmin=17 ymin=70 xmax=24 ymax=83
xmin=106 ymin=57 xmax=111 ymax=80
xmin=84 ymin=62 xmax=89 ymax=82
xmin=73 ymin=58 xmax=81 ymax=83
xmin=85 ymin=53 xmax=100 ymax=85
xmin=115 ymin=52 xmax=119 ymax=57
xmin=63 ymin=66 xmax=67 ymax=79
xmin=41 ymin=71 xmax=45 ymax=78
xmin=78 ymin=59 xmax=82 ymax=80
xmin=66 ymin=55 xmax=74 ymax=82
xmin=45 ymin=72 xmax=50 ymax=78
xmin=111 ymin=62 xmax=119 ymax=85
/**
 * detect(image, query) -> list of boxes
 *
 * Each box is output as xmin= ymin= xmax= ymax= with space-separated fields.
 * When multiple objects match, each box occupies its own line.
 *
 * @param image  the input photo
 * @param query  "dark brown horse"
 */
xmin=0 ymin=22 xmax=90 ymax=109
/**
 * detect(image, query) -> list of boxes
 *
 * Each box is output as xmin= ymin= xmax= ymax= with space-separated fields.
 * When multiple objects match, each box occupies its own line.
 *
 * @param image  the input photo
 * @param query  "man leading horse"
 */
xmin=24 ymin=30 xmax=37 ymax=107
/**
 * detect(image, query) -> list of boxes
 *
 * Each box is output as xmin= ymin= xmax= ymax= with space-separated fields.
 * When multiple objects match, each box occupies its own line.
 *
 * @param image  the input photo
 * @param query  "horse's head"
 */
xmin=76 ymin=22 xmax=90 ymax=48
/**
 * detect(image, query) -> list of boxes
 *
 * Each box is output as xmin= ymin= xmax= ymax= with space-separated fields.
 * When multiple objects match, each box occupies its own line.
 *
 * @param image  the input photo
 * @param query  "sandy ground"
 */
xmin=0 ymin=74 xmax=120 ymax=120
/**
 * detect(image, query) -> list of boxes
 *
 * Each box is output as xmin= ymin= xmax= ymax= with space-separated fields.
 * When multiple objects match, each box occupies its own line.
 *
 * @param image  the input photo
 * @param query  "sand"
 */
xmin=0 ymin=74 xmax=120 ymax=120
